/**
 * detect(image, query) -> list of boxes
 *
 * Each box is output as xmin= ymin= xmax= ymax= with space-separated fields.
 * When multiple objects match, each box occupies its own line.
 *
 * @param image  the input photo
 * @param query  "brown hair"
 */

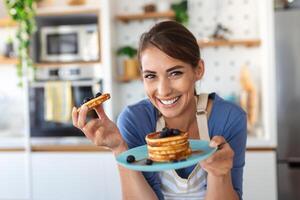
xmin=138 ymin=21 xmax=200 ymax=68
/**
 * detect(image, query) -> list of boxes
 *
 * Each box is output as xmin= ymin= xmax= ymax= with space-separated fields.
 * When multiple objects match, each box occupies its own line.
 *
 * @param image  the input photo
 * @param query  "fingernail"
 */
xmin=210 ymin=141 xmax=217 ymax=147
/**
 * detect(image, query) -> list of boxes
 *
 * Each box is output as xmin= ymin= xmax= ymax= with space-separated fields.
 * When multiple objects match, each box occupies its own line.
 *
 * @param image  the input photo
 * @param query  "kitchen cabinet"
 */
xmin=31 ymin=152 xmax=121 ymax=200
xmin=0 ymin=152 xmax=29 ymax=200
xmin=0 ymin=149 xmax=277 ymax=199
xmin=243 ymin=151 xmax=277 ymax=200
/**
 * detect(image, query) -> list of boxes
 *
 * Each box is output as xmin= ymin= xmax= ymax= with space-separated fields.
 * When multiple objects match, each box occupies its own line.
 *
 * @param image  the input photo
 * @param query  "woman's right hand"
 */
xmin=72 ymin=105 xmax=127 ymax=155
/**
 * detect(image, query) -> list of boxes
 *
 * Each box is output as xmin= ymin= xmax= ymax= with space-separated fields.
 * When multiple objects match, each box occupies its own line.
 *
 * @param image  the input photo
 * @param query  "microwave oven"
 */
xmin=40 ymin=24 xmax=100 ymax=62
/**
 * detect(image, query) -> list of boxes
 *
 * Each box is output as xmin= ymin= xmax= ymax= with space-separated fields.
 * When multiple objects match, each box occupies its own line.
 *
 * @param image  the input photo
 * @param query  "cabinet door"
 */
xmin=0 ymin=152 xmax=29 ymax=199
xmin=32 ymin=152 xmax=121 ymax=200
xmin=243 ymin=151 xmax=277 ymax=200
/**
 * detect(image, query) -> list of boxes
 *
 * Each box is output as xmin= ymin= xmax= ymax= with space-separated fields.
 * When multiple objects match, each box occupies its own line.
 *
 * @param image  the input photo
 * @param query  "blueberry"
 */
xmin=180 ymin=158 xmax=187 ymax=162
xmin=145 ymin=159 xmax=153 ymax=165
xmin=82 ymin=97 xmax=93 ymax=104
xmin=126 ymin=155 xmax=135 ymax=163
xmin=172 ymin=160 xmax=178 ymax=163
xmin=162 ymin=127 xmax=168 ymax=132
xmin=159 ymin=131 xmax=167 ymax=138
xmin=166 ymin=129 xmax=173 ymax=137
xmin=95 ymin=92 xmax=102 ymax=98
xmin=160 ymin=128 xmax=169 ymax=138
xmin=159 ymin=129 xmax=168 ymax=138
xmin=173 ymin=129 xmax=181 ymax=136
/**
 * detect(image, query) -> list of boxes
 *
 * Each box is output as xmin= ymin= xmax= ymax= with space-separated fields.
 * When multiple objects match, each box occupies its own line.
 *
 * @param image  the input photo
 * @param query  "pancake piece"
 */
xmin=77 ymin=93 xmax=110 ymax=112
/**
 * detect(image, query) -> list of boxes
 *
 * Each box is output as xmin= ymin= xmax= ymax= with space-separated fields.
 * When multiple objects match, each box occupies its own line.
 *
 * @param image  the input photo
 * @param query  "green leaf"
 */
xmin=171 ymin=0 xmax=189 ymax=24
xmin=117 ymin=46 xmax=137 ymax=58
xmin=5 ymin=0 xmax=37 ymax=85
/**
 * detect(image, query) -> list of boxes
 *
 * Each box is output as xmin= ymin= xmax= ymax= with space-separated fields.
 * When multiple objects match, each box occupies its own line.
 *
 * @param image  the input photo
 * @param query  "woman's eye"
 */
xmin=144 ymin=74 xmax=156 ymax=79
xmin=170 ymin=71 xmax=183 ymax=77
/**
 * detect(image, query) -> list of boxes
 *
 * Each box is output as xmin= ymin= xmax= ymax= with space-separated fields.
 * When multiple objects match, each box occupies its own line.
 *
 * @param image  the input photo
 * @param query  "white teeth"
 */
xmin=160 ymin=97 xmax=179 ymax=105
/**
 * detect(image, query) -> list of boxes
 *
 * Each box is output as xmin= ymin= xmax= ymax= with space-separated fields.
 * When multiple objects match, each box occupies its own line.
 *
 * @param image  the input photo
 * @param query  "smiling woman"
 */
xmin=72 ymin=21 xmax=247 ymax=200
xmin=140 ymin=46 xmax=202 ymax=120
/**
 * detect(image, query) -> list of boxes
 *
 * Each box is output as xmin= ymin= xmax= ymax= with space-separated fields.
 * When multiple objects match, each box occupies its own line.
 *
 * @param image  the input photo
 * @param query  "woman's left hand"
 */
xmin=200 ymin=136 xmax=234 ymax=177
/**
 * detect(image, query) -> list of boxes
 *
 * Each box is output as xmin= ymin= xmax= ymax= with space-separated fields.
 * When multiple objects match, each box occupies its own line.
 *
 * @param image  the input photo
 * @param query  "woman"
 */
xmin=72 ymin=21 xmax=247 ymax=200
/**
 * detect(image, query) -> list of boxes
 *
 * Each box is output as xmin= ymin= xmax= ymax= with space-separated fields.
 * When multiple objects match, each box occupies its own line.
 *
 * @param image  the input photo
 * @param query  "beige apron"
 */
xmin=156 ymin=94 xmax=210 ymax=200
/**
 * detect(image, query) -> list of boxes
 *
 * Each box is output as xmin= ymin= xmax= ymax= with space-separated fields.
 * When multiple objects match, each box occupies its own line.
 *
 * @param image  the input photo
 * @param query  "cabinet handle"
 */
xmin=287 ymin=157 xmax=300 ymax=168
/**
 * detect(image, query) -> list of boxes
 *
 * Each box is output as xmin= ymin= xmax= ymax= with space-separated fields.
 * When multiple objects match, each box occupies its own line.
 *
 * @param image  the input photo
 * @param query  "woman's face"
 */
xmin=141 ymin=46 xmax=204 ymax=119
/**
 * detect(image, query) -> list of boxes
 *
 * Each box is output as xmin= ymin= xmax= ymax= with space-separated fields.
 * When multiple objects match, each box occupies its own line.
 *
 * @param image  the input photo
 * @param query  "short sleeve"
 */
xmin=117 ymin=105 xmax=164 ymax=200
xmin=224 ymin=112 xmax=247 ymax=200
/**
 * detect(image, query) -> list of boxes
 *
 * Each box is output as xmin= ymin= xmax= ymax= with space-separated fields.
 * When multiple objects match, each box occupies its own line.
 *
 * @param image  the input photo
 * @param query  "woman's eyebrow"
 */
xmin=142 ymin=70 xmax=156 ymax=74
xmin=142 ymin=65 xmax=184 ymax=74
xmin=166 ymin=65 xmax=184 ymax=72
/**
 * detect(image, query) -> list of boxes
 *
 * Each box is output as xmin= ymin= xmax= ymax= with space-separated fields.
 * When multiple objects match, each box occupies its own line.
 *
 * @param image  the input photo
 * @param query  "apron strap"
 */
xmin=156 ymin=94 xmax=210 ymax=141
xmin=196 ymin=94 xmax=210 ymax=141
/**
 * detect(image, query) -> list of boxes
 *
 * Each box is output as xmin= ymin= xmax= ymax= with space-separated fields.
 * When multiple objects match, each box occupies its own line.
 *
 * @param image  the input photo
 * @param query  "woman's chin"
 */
xmin=159 ymin=109 xmax=181 ymax=119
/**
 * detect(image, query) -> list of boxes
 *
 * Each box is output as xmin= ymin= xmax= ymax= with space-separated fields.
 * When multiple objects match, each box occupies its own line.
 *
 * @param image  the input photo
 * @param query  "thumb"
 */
xmin=94 ymin=105 xmax=109 ymax=121
xmin=209 ymin=136 xmax=225 ymax=148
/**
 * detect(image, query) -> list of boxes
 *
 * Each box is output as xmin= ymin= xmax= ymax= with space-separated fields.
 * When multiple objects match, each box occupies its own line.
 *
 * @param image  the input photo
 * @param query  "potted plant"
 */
xmin=5 ymin=0 xmax=37 ymax=86
xmin=171 ymin=0 xmax=189 ymax=25
xmin=117 ymin=46 xmax=140 ymax=80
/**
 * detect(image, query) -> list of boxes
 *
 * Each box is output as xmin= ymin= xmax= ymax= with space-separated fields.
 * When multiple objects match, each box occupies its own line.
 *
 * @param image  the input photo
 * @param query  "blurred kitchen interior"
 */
xmin=0 ymin=0 xmax=299 ymax=199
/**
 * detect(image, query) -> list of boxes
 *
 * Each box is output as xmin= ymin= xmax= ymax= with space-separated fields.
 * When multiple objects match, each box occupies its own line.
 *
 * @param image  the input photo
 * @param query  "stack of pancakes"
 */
xmin=145 ymin=129 xmax=191 ymax=162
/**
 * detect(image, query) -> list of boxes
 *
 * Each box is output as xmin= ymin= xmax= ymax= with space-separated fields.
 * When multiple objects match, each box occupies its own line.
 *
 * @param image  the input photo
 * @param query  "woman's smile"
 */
xmin=156 ymin=95 xmax=181 ymax=108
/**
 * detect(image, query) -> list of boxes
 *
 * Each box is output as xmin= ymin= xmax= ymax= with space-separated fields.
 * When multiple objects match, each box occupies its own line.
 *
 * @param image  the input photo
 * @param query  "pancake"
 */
xmin=145 ymin=129 xmax=191 ymax=162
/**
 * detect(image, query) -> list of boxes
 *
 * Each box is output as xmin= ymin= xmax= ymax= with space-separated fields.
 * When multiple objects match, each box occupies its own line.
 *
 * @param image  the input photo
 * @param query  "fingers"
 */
xmin=200 ymin=136 xmax=234 ymax=177
xmin=78 ymin=105 xmax=89 ymax=129
xmin=94 ymin=104 xmax=109 ymax=121
xmin=72 ymin=107 xmax=79 ymax=127
xmin=204 ymin=144 xmax=234 ymax=164
xmin=82 ymin=119 xmax=101 ymax=140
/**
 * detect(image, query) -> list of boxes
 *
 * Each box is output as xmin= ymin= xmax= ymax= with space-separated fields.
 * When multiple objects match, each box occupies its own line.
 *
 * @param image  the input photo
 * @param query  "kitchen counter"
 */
xmin=246 ymin=135 xmax=277 ymax=150
xmin=0 ymin=144 xmax=110 ymax=152
xmin=31 ymin=144 xmax=109 ymax=152
xmin=0 ymin=137 xmax=110 ymax=152
xmin=0 ymin=137 xmax=276 ymax=152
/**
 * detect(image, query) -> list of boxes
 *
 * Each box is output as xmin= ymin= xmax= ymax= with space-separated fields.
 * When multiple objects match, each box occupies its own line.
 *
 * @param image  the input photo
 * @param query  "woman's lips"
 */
xmin=157 ymin=96 xmax=180 ymax=108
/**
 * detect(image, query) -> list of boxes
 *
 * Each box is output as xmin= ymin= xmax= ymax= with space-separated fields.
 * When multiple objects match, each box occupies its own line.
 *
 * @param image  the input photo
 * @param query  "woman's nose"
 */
xmin=157 ymin=78 xmax=172 ymax=96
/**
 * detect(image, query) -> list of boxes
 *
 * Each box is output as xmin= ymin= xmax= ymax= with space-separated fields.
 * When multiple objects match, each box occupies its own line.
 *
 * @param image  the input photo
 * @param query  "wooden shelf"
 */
xmin=36 ymin=6 xmax=100 ymax=16
xmin=0 ymin=18 xmax=17 ymax=28
xmin=0 ymin=147 xmax=25 ymax=152
xmin=0 ymin=56 xmax=19 ymax=65
xmin=116 ymin=11 xmax=175 ymax=23
xmin=34 ymin=61 xmax=101 ymax=67
xmin=198 ymin=39 xmax=261 ymax=48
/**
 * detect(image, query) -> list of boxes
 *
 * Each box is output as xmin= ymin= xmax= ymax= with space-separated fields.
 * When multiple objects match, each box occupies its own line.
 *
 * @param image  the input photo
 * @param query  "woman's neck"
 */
xmin=163 ymin=96 xmax=197 ymax=132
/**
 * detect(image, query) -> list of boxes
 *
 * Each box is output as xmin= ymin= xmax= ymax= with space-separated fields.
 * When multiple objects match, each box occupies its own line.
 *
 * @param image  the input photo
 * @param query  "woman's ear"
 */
xmin=195 ymin=59 xmax=205 ymax=81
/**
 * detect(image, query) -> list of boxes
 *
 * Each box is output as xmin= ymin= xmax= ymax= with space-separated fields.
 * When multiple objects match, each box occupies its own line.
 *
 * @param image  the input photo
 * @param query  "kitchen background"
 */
xmin=0 ymin=0 xmax=299 ymax=199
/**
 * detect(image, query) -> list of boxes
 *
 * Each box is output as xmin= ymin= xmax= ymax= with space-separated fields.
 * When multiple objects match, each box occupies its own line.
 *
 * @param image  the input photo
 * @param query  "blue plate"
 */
xmin=116 ymin=139 xmax=217 ymax=172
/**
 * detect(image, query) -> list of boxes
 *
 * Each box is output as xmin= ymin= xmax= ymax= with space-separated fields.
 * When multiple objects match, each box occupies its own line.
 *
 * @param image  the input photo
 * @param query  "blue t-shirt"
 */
xmin=117 ymin=93 xmax=247 ymax=200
